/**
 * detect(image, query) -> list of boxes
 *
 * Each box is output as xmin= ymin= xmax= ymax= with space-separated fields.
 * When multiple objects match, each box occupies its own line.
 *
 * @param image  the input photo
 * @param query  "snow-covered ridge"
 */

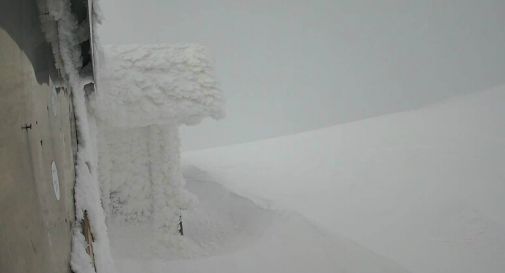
xmin=94 ymin=44 xmax=225 ymax=128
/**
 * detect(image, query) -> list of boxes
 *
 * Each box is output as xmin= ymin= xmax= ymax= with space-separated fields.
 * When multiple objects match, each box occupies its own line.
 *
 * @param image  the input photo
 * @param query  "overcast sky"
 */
xmin=98 ymin=0 xmax=505 ymax=150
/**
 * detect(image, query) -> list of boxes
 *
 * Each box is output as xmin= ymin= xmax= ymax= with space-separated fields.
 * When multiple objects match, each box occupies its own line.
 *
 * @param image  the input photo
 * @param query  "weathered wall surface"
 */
xmin=0 ymin=0 xmax=77 ymax=272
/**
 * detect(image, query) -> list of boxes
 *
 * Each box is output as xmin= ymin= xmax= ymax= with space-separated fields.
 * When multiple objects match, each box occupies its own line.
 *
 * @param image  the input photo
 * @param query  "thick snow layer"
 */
xmin=94 ymin=44 xmax=224 ymax=128
xmin=184 ymin=86 xmax=505 ymax=273
xmin=109 ymin=166 xmax=408 ymax=273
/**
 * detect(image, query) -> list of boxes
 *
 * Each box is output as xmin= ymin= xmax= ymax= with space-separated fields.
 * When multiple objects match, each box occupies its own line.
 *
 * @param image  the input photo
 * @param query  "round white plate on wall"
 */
xmin=51 ymin=161 xmax=60 ymax=200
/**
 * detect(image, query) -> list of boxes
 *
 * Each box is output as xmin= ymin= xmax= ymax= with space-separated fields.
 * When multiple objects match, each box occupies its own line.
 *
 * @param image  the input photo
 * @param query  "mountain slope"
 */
xmin=183 ymin=86 xmax=505 ymax=273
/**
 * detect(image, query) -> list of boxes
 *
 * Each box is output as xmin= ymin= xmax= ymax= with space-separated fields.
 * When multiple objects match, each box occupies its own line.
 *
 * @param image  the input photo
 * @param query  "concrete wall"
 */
xmin=0 ymin=0 xmax=77 ymax=272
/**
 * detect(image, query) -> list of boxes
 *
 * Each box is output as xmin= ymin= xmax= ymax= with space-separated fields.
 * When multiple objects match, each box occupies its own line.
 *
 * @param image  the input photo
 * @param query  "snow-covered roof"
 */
xmin=94 ymin=44 xmax=225 ymax=128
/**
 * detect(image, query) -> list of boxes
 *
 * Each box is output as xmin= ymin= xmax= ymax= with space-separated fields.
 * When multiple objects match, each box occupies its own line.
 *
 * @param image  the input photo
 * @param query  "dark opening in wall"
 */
xmin=70 ymin=0 xmax=93 ymax=79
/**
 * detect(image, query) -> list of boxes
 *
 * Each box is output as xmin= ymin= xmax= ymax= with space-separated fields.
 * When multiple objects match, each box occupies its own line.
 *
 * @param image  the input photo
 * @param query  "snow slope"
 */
xmin=183 ymin=86 xmax=505 ymax=273
xmin=110 ymin=166 xmax=408 ymax=273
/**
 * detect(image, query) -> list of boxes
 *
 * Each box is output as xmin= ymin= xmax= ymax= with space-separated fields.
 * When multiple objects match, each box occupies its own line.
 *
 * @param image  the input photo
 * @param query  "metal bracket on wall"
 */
xmin=21 ymin=123 xmax=32 ymax=131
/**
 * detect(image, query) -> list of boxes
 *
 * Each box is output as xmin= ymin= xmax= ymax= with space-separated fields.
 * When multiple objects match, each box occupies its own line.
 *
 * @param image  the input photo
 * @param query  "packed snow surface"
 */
xmin=183 ymin=86 xmax=505 ymax=273
xmin=94 ymin=44 xmax=224 ymax=128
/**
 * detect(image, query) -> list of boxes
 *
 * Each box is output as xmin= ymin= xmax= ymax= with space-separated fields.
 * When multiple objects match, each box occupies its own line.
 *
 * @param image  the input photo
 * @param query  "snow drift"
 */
xmin=110 ymin=165 xmax=409 ymax=273
xmin=184 ymin=86 xmax=505 ymax=273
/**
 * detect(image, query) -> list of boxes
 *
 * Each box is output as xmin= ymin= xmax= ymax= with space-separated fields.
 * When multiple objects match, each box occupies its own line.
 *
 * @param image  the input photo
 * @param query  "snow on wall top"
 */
xmin=94 ymin=44 xmax=225 ymax=128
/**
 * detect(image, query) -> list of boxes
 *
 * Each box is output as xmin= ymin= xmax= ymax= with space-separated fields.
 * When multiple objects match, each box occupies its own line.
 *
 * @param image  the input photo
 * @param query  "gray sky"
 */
xmin=98 ymin=0 xmax=505 ymax=150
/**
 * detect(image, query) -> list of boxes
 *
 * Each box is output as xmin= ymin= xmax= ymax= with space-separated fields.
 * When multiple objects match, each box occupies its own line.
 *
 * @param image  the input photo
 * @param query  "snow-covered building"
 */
xmin=93 ymin=44 xmax=224 ymax=240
